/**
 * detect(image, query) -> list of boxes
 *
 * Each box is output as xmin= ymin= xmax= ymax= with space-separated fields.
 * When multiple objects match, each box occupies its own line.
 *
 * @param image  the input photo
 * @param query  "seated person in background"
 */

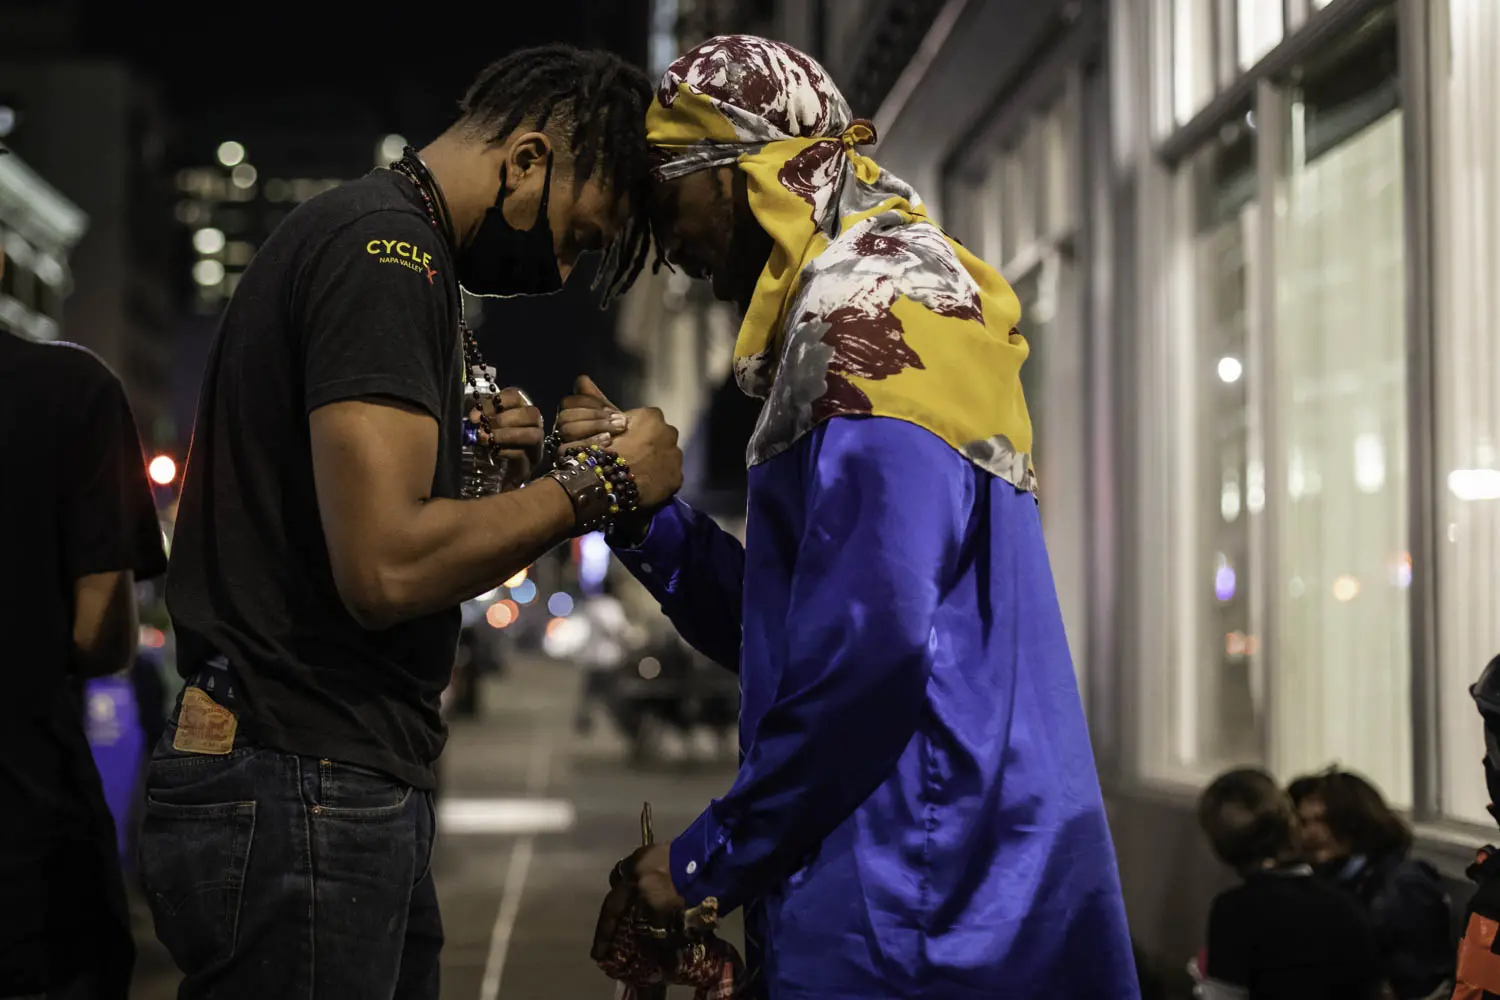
xmin=1290 ymin=768 xmax=1454 ymax=999
xmin=1455 ymin=654 xmax=1500 ymax=1000
xmin=1197 ymin=768 xmax=1383 ymax=1000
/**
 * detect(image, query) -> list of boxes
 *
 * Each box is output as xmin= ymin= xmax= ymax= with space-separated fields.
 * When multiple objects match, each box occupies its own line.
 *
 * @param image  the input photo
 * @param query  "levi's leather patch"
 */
xmin=172 ymin=686 xmax=238 ymax=755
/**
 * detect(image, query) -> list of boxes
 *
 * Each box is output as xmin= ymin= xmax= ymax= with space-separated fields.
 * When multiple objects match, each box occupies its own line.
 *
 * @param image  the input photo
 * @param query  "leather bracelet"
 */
xmin=547 ymin=443 xmax=641 ymax=535
xmin=548 ymin=455 xmax=613 ymax=534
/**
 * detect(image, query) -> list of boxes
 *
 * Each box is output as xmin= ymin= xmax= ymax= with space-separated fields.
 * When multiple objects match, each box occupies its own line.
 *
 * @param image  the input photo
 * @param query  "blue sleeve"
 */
xmin=611 ymin=498 xmax=745 ymax=672
xmin=667 ymin=417 xmax=970 ymax=912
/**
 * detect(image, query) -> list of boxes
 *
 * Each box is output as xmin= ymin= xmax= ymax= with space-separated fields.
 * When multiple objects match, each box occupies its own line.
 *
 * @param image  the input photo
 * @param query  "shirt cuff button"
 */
xmin=685 ymin=860 xmax=698 ymax=875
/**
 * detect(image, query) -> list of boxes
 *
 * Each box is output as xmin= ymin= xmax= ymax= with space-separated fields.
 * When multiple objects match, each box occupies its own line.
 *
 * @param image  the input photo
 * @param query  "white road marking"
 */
xmin=437 ymin=798 xmax=576 ymax=835
xmin=477 ymin=735 xmax=554 ymax=1000
xmin=477 ymin=835 xmax=535 ymax=1000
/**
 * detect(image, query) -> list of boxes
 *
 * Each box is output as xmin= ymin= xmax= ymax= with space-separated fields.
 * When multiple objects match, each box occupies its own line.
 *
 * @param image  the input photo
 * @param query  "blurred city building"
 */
xmin=0 ymin=57 xmax=179 ymax=449
xmin=0 ymin=147 xmax=87 ymax=344
xmin=635 ymin=0 xmax=1500 ymax=983
xmin=171 ymin=97 xmax=383 ymax=313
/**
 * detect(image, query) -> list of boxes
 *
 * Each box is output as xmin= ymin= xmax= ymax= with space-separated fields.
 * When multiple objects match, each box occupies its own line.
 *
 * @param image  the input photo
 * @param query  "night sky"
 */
xmin=66 ymin=0 xmax=657 ymax=421
xmin=74 ymin=1 xmax=651 ymax=128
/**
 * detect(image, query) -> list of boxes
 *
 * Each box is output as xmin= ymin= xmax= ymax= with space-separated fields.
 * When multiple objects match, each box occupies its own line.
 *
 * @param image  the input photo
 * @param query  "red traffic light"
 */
xmin=148 ymin=455 xmax=177 ymax=486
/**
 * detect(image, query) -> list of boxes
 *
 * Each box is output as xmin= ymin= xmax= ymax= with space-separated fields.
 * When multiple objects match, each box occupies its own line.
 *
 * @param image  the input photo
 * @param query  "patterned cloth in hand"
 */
xmin=595 ymin=898 xmax=744 ymax=1000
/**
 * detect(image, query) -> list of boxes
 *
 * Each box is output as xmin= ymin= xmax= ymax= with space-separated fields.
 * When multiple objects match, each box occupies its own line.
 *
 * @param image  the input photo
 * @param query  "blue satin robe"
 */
xmin=612 ymin=416 xmax=1139 ymax=999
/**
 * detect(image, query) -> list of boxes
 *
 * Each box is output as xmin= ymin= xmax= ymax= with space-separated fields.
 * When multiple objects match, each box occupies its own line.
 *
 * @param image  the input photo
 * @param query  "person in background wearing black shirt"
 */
xmin=1289 ymin=769 xmax=1454 ymax=999
xmin=1195 ymin=768 xmax=1382 ymax=1000
xmin=139 ymin=47 xmax=683 ymax=999
xmin=0 ymin=239 xmax=169 ymax=999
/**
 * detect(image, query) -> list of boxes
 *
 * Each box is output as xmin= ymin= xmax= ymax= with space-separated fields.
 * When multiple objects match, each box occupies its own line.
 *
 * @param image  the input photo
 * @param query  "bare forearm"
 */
xmin=72 ymin=571 xmax=139 ymax=678
xmin=359 ymin=478 xmax=576 ymax=627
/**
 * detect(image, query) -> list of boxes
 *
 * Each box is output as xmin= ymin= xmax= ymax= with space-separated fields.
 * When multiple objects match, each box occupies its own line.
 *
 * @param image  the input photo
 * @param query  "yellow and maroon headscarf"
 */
xmin=648 ymin=35 xmax=1035 ymax=489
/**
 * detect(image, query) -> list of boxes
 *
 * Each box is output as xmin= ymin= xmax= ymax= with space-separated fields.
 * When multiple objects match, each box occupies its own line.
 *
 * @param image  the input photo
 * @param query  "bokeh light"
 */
xmin=193 ymin=227 xmax=225 ymax=255
xmin=578 ymin=531 xmax=610 ymax=592
xmin=1332 ymin=575 xmax=1361 ymax=602
xmin=486 ymin=600 xmax=519 ymax=629
xmin=1214 ymin=564 xmax=1236 ymax=602
xmin=148 ymin=455 xmax=177 ymax=485
xmin=547 ymin=592 xmax=574 ymax=617
xmin=193 ymin=259 xmax=225 ymax=286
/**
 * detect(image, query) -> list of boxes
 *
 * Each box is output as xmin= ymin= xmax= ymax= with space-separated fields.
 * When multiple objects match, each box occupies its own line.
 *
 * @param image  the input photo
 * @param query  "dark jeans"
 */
xmin=137 ymin=725 xmax=441 ymax=1000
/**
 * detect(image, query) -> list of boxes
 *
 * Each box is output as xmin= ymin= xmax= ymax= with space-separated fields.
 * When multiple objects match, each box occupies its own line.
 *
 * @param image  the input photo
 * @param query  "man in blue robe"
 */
xmin=576 ymin=34 xmax=1139 ymax=1000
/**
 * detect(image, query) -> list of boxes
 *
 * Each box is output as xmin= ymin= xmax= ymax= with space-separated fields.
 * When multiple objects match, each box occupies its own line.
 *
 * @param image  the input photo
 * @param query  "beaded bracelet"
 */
xmin=546 ymin=443 xmax=640 ymax=535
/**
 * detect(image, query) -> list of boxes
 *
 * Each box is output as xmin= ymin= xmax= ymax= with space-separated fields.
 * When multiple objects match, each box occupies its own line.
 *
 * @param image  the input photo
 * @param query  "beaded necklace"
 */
xmin=388 ymin=148 xmax=643 ymax=528
xmin=388 ymin=149 xmax=497 ymax=445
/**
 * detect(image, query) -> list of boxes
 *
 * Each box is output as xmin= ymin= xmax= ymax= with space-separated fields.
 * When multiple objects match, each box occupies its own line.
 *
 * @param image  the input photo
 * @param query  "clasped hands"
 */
xmin=554 ymin=375 xmax=685 ymax=518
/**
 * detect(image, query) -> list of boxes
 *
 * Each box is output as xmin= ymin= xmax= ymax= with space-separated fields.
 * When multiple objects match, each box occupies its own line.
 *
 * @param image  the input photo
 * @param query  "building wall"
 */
xmin=0 ymin=149 xmax=87 ymax=342
xmin=0 ymin=59 xmax=177 ymax=445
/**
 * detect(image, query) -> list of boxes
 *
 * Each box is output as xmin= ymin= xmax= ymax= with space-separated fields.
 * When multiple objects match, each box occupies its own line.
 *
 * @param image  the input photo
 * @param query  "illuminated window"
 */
xmin=1143 ymin=111 xmax=1264 ymax=778
xmin=1237 ymin=0 xmax=1284 ymax=69
xmin=1435 ymin=0 xmax=1500 ymax=824
xmin=1172 ymin=0 xmax=1216 ymax=124
xmin=224 ymin=241 xmax=254 ymax=267
xmin=1144 ymin=15 xmax=1413 ymax=798
xmin=1272 ymin=16 xmax=1409 ymax=806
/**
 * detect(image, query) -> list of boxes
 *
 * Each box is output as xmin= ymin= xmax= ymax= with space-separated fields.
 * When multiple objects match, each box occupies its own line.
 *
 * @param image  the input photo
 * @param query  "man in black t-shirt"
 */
xmin=140 ymin=46 xmax=684 ymax=1000
xmin=1195 ymin=769 xmax=1384 ymax=1000
xmin=0 ymin=247 xmax=170 ymax=999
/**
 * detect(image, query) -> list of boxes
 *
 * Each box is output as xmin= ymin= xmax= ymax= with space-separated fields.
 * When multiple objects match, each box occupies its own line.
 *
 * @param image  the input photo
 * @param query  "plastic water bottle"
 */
xmin=460 ymin=365 xmax=509 ymax=499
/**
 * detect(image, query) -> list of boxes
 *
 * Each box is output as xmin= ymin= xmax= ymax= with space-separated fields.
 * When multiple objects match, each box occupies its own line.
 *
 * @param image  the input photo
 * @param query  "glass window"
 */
xmin=1016 ymin=259 xmax=1090 ymax=698
xmin=1040 ymin=96 xmax=1076 ymax=240
xmin=980 ymin=156 xmax=1005 ymax=268
xmin=943 ymin=171 xmax=987 ymax=256
xmin=1173 ymin=0 xmax=1217 ymax=124
xmin=1151 ymin=116 xmax=1264 ymax=777
xmin=1238 ymin=0 xmax=1284 ymax=69
xmin=1014 ymin=270 xmax=1049 ymax=456
xmin=1000 ymin=141 xmax=1036 ymax=265
xmin=1435 ymin=0 xmax=1500 ymax=825
xmin=1271 ymin=22 xmax=1411 ymax=805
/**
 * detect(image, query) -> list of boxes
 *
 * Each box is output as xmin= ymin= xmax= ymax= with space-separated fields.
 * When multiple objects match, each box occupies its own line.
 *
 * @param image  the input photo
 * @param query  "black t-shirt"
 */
xmin=166 ymin=169 xmax=462 ymax=789
xmin=1206 ymin=866 xmax=1384 ymax=1000
xmin=0 ymin=334 xmax=166 ymax=981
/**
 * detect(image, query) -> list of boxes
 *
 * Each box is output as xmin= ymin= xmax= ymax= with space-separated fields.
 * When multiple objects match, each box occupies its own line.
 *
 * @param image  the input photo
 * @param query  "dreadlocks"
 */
xmin=458 ymin=45 xmax=662 ymax=307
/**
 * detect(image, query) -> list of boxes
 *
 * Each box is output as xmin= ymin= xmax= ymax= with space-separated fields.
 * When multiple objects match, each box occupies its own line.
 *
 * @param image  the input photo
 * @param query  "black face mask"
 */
xmin=457 ymin=155 xmax=562 ymax=298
